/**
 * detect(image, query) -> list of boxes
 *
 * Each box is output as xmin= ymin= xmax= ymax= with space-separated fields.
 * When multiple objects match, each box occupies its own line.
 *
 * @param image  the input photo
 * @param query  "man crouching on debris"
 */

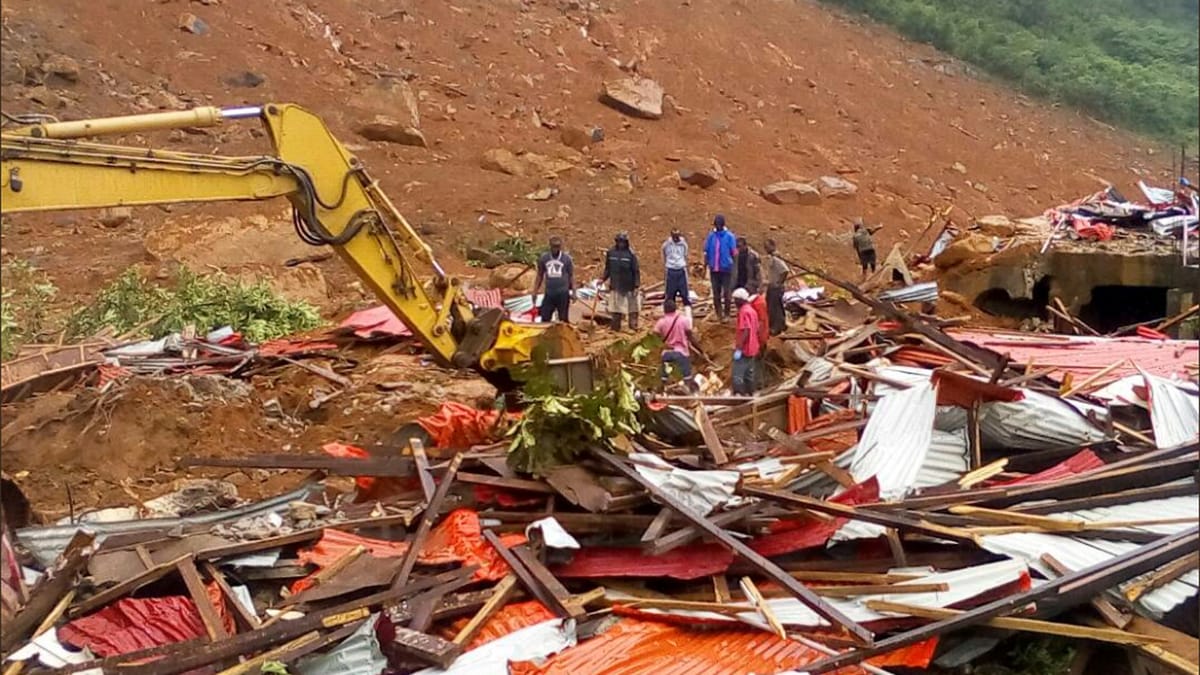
xmin=602 ymin=232 xmax=641 ymax=331
xmin=731 ymin=287 xmax=761 ymax=395
xmin=655 ymin=298 xmax=701 ymax=392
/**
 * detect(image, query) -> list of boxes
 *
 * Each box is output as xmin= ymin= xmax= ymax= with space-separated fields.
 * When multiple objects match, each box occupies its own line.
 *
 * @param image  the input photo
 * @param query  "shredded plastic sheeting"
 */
xmin=443 ymin=601 xmax=557 ymax=650
xmin=414 ymin=618 xmax=576 ymax=675
xmin=59 ymin=589 xmax=233 ymax=657
xmin=508 ymin=618 xmax=937 ymax=674
xmin=322 ymin=441 xmax=415 ymax=502
xmin=417 ymin=401 xmax=511 ymax=449
xmin=295 ymin=615 xmax=385 ymax=675
xmin=296 ymin=511 xmax=526 ymax=586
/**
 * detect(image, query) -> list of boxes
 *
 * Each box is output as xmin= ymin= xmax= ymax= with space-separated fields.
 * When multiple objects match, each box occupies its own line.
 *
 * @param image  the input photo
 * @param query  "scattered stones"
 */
xmin=677 ymin=157 xmax=723 ymax=189
xmin=98 ymin=206 xmax=133 ymax=228
xmin=976 ymin=215 xmax=1017 ymax=237
xmin=760 ymin=181 xmax=821 ymax=205
xmin=951 ymin=161 xmax=967 ymax=174
xmin=599 ymin=77 xmax=664 ymax=119
xmin=356 ymin=115 xmax=428 ymax=147
xmin=481 ymin=148 xmax=527 ymax=176
xmin=524 ymin=186 xmax=558 ymax=201
xmin=222 ymin=71 xmax=265 ymax=88
xmin=40 ymin=54 xmax=80 ymax=84
xmin=178 ymin=13 xmax=209 ymax=35
xmin=25 ymin=86 xmax=66 ymax=109
xmin=817 ymin=175 xmax=858 ymax=199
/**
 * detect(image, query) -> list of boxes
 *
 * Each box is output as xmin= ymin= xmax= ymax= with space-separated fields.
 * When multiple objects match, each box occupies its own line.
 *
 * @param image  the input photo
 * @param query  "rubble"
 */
xmin=1 ymin=260 xmax=1195 ymax=675
xmin=598 ymin=77 xmax=665 ymax=119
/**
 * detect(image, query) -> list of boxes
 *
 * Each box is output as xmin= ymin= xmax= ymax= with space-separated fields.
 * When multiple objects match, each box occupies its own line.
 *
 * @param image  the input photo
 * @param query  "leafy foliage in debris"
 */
xmin=66 ymin=267 xmax=322 ymax=343
xmin=469 ymin=236 xmax=540 ymax=267
xmin=1000 ymin=635 xmax=1075 ymax=675
xmin=822 ymin=0 xmax=1200 ymax=144
xmin=0 ymin=260 xmax=58 ymax=360
xmin=506 ymin=334 xmax=659 ymax=473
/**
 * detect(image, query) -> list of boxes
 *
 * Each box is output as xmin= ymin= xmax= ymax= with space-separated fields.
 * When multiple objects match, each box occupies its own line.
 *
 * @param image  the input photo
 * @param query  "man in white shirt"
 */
xmin=661 ymin=228 xmax=691 ymax=309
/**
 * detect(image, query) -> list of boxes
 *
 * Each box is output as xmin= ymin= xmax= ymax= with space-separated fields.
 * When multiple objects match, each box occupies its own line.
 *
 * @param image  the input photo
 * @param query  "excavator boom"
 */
xmin=0 ymin=104 xmax=583 ymax=382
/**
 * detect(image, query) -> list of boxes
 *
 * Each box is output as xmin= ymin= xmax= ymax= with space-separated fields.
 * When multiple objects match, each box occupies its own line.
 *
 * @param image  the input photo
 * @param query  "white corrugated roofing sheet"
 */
xmin=978 ymin=494 xmax=1199 ymax=618
xmin=414 ymin=619 xmax=576 ymax=675
xmin=295 ymin=615 xmax=386 ymax=675
xmin=847 ymin=380 xmax=937 ymax=501
xmin=979 ymin=388 xmax=1107 ymax=450
xmin=1142 ymin=371 xmax=1199 ymax=449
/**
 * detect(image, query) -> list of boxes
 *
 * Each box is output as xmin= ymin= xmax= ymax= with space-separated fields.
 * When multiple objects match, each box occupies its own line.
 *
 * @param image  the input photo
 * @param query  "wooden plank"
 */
xmin=388 ymin=626 xmax=463 ymax=669
xmin=70 ymin=553 xmax=189 ymax=619
xmin=743 ymin=485 xmax=977 ymax=545
xmin=789 ymin=571 xmax=922 ymax=584
xmin=510 ymin=545 xmax=585 ymax=618
xmin=1041 ymin=554 xmax=1130 ymax=630
xmin=202 ymin=561 xmax=261 ymax=631
xmin=1123 ymin=551 xmax=1199 ymax=603
xmin=949 ymin=505 xmax=1087 ymax=532
xmin=639 ymin=508 xmax=674 ymax=543
xmin=391 ymin=452 xmax=464 ymax=591
xmin=694 ymin=406 xmax=729 ymax=465
xmin=481 ymin=531 xmax=577 ymax=620
xmin=622 ymin=597 xmax=746 ymax=615
xmin=2 ymin=531 xmax=94 ymax=653
xmin=800 ymin=526 xmax=1199 ymax=673
xmin=178 ymin=454 xmax=414 ymax=476
xmin=884 ymin=529 xmax=908 ymax=568
xmin=410 ymin=439 xmax=436 ymax=503
xmin=864 ymin=600 xmax=1164 ymax=645
xmin=1012 ymin=481 xmax=1199 ymax=515
xmin=452 ymin=574 xmax=518 ymax=646
xmin=215 ymin=631 xmax=320 ymax=675
xmin=593 ymin=449 xmax=873 ymax=645
xmin=740 ymin=577 xmax=786 ymax=639
xmin=712 ymin=575 xmax=731 ymax=603
xmin=176 ymin=556 xmax=229 ymax=641
xmin=455 ymin=472 xmax=556 ymax=494
xmin=643 ymin=502 xmax=761 ymax=556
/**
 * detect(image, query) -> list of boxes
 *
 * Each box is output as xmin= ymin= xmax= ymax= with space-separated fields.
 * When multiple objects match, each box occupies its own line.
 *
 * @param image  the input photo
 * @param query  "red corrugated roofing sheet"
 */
xmin=508 ymin=617 xmax=937 ymax=675
xmin=948 ymin=330 xmax=1199 ymax=381
xmin=988 ymin=449 xmax=1106 ymax=486
xmin=441 ymin=600 xmax=556 ymax=650
xmin=465 ymin=287 xmax=504 ymax=309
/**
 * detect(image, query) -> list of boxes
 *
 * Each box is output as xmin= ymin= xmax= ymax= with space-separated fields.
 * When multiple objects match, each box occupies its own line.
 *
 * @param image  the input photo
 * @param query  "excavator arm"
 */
xmin=0 ymin=104 xmax=583 ymax=383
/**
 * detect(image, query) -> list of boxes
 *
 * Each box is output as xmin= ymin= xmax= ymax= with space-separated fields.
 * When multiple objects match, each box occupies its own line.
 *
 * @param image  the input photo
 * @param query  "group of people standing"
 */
xmin=530 ymin=214 xmax=879 ymax=396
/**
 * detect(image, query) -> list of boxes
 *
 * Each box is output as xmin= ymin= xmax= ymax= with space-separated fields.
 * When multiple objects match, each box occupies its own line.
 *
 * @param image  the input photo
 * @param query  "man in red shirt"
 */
xmin=731 ymin=288 xmax=761 ymax=395
xmin=749 ymin=289 xmax=769 ymax=390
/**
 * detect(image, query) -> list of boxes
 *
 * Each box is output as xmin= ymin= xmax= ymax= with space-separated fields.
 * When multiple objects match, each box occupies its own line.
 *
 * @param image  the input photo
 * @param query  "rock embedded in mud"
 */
xmin=98 ymin=206 xmax=133 ymax=228
xmin=599 ymin=77 xmax=664 ymax=119
xmin=677 ymin=157 xmax=724 ymax=189
xmin=760 ymin=180 xmax=821 ymax=205
xmin=481 ymin=148 xmax=527 ymax=176
xmin=40 ymin=54 xmax=80 ymax=84
xmin=222 ymin=71 xmax=266 ymax=88
xmin=488 ymin=263 xmax=535 ymax=292
xmin=356 ymin=115 xmax=428 ymax=148
xmin=178 ymin=13 xmax=209 ymax=35
xmin=817 ymin=175 xmax=857 ymax=199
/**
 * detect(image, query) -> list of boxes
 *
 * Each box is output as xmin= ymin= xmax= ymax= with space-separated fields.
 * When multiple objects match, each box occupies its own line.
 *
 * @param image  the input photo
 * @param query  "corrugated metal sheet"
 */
xmin=16 ymin=483 xmax=320 ymax=566
xmin=877 ymin=281 xmax=938 ymax=304
xmin=847 ymin=381 xmax=937 ymax=500
xmin=414 ymin=618 xmax=576 ymax=675
xmin=990 ymin=449 xmax=1105 ymax=486
xmin=295 ymin=615 xmax=385 ymax=675
xmin=916 ymin=429 xmax=970 ymax=489
xmin=1142 ymin=371 xmax=1199 ymax=449
xmin=509 ymin=617 xmax=934 ymax=675
xmin=979 ymin=494 xmax=1199 ymax=618
xmin=978 ymin=388 xmax=1107 ymax=451
xmin=948 ymin=330 xmax=1199 ymax=381
xmin=553 ymin=543 xmax=733 ymax=580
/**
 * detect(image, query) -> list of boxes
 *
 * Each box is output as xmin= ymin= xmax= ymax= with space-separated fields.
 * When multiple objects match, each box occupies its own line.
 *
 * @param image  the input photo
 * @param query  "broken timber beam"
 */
xmin=481 ymin=531 xmax=582 ymax=619
xmin=741 ymin=485 xmax=977 ymax=545
xmin=391 ymin=452 xmax=465 ymax=591
xmin=179 ymin=454 xmax=414 ymax=476
xmin=1 ymin=531 xmax=94 ymax=653
xmin=593 ymin=448 xmax=874 ymax=645
xmin=800 ymin=526 xmax=1200 ymax=673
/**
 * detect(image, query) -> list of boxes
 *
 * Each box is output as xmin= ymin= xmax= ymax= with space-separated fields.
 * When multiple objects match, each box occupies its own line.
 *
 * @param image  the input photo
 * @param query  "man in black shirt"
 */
xmin=532 ymin=236 xmax=574 ymax=323
xmin=602 ymin=232 xmax=641 ymax=331
xmin=735 ymin=236 xmax=761 ymax=294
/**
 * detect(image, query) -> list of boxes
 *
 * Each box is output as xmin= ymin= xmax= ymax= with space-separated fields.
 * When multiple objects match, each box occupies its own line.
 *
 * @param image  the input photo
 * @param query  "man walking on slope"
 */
xmin=852 ymin=218 xmax=883 ymax=278
xmin=763 ymin=239 xmax=790 ymax=336
xmin=532 ymin=235 xmax=574 ymax=323
xmin=704 ymin=214 xmax=737 ymax=321
xmin=602 ymin=232 xmax=641 ymax=331
xmin=731 ymin=287 xmax=761 ymax=395
xmin=662 ymin=228 xmax=691 ymax=309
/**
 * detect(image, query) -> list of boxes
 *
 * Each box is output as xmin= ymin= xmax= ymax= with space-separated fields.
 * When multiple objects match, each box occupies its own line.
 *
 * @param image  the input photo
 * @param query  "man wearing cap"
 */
xmin=602 ymin=232 xmax=641 ymax=331
xmin=661 ymin=228 xmax=691 ymax=309
xmin=703 ymin=214 xmax=737 ymax=321
xmin=731 ymin=287 xmax=761 ymax=395
xmin=532 ymin=235 xmax=574 ymax=323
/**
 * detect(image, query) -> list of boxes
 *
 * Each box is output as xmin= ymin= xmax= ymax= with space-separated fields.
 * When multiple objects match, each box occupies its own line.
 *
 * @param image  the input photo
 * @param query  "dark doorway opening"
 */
xmin=1079 ymin=285 xmax=1169 ymax=333
xmin=974 ymin=276 xmax=1052 ymax=320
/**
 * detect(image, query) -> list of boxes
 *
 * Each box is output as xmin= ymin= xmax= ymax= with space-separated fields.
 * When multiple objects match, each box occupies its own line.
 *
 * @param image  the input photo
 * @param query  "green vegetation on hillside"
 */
xmin=822 ymin=0 xmax=1199 ymax=145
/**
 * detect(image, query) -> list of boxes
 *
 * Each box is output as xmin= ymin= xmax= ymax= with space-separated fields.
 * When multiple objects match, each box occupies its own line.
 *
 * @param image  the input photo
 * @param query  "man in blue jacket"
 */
xmin=703 ymin=214 xmax=737 ymax=321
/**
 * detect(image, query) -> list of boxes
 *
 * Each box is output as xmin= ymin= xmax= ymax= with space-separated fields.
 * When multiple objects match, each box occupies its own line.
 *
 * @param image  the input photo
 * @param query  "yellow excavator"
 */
xmin=0 ymin=104 xmax=586 ymax=389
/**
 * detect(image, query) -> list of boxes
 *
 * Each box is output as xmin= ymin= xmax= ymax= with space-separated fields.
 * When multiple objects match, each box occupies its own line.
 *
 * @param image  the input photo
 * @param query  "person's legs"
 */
xmin=720 ymin=272 xmax=733 ymax=319
xmin=767 ymin=285 xmax=785 ymax=335
xmin=628 ymin=294 xmax=640 ymax=330
xmin=709 ymin=270 xmax=724 ymax=318
xmin=661 ymin=351 xmax=691 ymax=382
xmin=665 ymin=269 xmax=684 ymax=305
xmin=679 ymin=270 xmax=691 ymax=306
xmin=731 ymin=357 xmax=749 ymax=394
xmin=555 ymin=291 xmax=571 ymax=323
xmin=539 ymin=294 xmax=555 ymax=322
xmin=865 ymin=249 xmax=877 ymax=273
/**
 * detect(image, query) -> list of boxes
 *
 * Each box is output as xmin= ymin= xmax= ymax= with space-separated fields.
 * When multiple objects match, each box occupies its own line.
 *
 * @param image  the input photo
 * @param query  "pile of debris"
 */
xmin=1 ymin=271 xmax=1197 ymax=675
